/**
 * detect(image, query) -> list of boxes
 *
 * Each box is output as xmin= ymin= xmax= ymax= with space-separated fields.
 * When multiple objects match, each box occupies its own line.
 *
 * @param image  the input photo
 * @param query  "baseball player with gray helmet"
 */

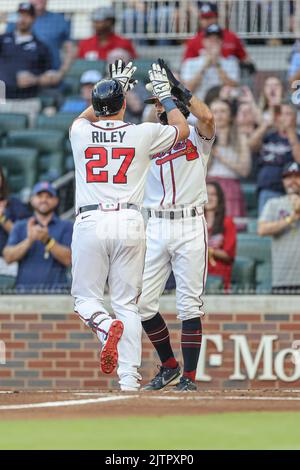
xmin=70 ymin=60 xmax=190 ymax=391
xmin=139 ymin=59 xmax=215 ymax=391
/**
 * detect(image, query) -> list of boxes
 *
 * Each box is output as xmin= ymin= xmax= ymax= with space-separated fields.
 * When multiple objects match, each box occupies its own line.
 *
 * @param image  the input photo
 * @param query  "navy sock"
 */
xmin=181 ymin=317 xmax=202 ymax=382
xmin=142 ymin=312 xmax=177 ymax=368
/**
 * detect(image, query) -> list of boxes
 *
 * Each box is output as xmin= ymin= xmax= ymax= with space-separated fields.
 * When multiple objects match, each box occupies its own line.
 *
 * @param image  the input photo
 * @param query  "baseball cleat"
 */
xmin=142 ymin=365 xmax=181 ymax=391
xmin=100 ymin=320 xmax=124 ymax=374
xmin=172 ymin=376 xmax=197 ymax=392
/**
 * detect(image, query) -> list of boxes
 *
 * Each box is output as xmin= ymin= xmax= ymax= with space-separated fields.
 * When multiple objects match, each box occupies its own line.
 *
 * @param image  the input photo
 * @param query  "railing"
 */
xmin=114 ymin=0 xmax=300 ymax=40
xmin=0 ymin=0 xmax=299 ymax=40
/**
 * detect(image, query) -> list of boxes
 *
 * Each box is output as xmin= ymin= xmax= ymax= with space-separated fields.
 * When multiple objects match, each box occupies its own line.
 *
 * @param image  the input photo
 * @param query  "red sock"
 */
xmin=183 ymin=370 xmax=196 ymax=382
xmin=162 ymin=357 xmax=178 ymax=369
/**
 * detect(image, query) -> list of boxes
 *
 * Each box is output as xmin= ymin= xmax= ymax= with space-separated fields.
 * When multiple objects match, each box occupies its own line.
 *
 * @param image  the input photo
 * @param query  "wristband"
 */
xmin=160 ymin=97 xmax=177 ymax=113
xmin=45 ymin=238 xmax=56 ymax=251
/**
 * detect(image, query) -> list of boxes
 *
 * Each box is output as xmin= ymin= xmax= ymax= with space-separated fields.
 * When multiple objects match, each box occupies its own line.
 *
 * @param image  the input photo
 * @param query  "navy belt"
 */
xmin=78 ymin=203 xmax=140 ymax=214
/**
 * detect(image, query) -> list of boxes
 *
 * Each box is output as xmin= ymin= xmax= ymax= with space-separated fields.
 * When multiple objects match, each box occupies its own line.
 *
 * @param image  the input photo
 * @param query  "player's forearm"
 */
xmin=189 ymin=95 xmax=215 ymax=139
xmin=3 ymin=239 xmax=33 ymax=263
xmin=166 ymin=107 xmax=190 ymax=141
xmin=78 ymin=105 xmax=98 ymax=122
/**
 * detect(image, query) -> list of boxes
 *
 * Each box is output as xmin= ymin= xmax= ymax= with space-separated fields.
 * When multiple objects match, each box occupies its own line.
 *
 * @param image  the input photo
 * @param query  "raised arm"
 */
xmin=188 ymin=95 xmax=215 ymax=139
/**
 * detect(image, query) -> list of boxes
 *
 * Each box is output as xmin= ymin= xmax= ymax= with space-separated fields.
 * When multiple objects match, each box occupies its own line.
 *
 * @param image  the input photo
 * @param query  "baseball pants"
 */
xmin=139 ymin=213 xmax=208 ymax=321
xmin=71 ymin=209 xmax=146 ymax=389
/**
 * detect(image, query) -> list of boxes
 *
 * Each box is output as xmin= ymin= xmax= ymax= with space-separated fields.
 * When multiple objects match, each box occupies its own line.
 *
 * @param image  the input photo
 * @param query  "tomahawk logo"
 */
xmin=0 ymin=340 xmax=6 ymax=365
xmin=196 ymin=335 xmax=300 ymax=382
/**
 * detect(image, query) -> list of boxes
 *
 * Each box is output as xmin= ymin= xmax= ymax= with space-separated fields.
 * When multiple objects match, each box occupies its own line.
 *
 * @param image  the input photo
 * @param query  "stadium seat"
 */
xmin=231 ymin=256 xmax=256 ymax=292
xmin=205 ymin=275 xmax=224 ymax=293
xmin=0 ymin=147 xmax=38 ymax=195
xmin=237 ymin=234 xmax=272 ymax=293
xmin=241 ymin=183 xmax=257 ymax=217
xmin=134 ymin=59 xmax=155 ymax=83
xmin=0 ymin=275 xmax=16 ymax=291
xmin=36 ymin=113 xmax=78 ymax=135
xmin=6 ymin=130 xmax=65 ymax=181
xmin=0 ymin=113 xmax=28 ymax=137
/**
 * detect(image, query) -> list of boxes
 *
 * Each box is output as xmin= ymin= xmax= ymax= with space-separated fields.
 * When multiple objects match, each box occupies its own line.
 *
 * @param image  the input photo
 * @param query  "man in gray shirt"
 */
xmin=258 ymin=162 xmax=300 ymax=293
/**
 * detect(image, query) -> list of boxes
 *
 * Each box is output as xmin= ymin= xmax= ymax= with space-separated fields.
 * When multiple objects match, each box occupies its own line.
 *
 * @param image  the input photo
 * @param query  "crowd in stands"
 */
xmin=0 ymin=1 xmax=300 ymax=293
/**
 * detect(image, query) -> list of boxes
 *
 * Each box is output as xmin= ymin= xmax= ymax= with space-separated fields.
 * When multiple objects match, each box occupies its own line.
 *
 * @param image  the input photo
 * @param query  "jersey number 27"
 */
xmin=85 ymin=147 xmax=135 ymax=184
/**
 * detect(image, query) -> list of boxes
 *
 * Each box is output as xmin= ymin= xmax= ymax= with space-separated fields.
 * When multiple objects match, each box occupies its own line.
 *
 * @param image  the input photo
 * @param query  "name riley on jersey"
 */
xmin=92 ymin=131 xmax=126 ymax=144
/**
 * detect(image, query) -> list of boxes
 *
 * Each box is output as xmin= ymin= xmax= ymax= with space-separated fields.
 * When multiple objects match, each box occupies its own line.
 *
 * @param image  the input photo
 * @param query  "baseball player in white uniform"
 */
xmin=139 ymin=60 xmax=215 ymax=391
xmin=70 ymin=60 xmax=190 ymax=391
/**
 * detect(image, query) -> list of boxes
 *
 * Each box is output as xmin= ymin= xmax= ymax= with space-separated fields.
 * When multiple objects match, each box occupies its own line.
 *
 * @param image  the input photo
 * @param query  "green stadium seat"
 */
xmin=0 ymin=113 xmax=28 ymax=136
xmin=0 ymin=147 xmax=38 ymax=194
xmin=241 ymin=183 xmax=257 ymax=217
xmin=6 ymin=130 xmax=65 ymax=181
xmin=0 ymin=275 xmax=16 ymax=291
xmin=134 ymin=59 xmax=154 ymax=83
xmin=36 ymin=113 xmax=78 ymax=135
xmin=237 ymin=233 xmax=272 ymax=293
xmin=65 ymin=154 xmax=74 ymax=172
xmin=205 ymin=274 xmax=224 ymax=293
xmin=231 ymin=256 xmax=256 ymax=292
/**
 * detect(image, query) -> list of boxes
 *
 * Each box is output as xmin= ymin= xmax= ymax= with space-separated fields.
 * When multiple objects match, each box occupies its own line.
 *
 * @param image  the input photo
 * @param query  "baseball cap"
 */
xmin=80 ymin=70 xmax=102 ymax=86
xmin=91 ymin=6 xmax=115 ymax=22
xmin=18 ymin=2 xmax=36 ymax=16
xmin=200 ymin=2 xmax=218 ymax=18
xmin=204 ymin=23 xmax=223 ymax=37
xmin=31 ymin=182 xmax=57 ymax=197
xmin=282 ymin=162 xmax=300 ymax=178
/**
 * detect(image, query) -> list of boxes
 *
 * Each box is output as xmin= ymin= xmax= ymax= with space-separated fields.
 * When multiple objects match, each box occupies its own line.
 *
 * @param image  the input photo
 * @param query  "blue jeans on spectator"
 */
xmin=258 ymin=189 xmax=283 ymax=215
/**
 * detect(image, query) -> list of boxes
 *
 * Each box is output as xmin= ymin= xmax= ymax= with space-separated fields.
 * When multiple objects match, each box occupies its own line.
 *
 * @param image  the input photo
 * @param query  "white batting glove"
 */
xmin=109 ymin=59 xmax=138 ymax=92
xmin=148 ymin=63 xmax=172 ymax=102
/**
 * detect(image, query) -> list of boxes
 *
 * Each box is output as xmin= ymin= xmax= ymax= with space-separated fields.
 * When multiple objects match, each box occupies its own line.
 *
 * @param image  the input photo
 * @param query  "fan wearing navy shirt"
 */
xmin=249 ymin=102 xmax=300 ymax=214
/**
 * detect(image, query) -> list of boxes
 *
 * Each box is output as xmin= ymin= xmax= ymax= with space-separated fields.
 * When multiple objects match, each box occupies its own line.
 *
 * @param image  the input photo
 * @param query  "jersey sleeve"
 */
xmin=148 ymin=123 xmax=179 ymax=157
xmin=69 ymin=117 xmax=90 ymax=140
xmin=190 ymin=125 xmax=215 ymax=168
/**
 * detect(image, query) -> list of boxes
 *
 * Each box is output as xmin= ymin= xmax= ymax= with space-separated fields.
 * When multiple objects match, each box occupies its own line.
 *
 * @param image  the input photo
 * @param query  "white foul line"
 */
xmin=0 ymin=395 xmax=138 ymax=411
xmin=148 ymin=395 xmax=300 ymax=401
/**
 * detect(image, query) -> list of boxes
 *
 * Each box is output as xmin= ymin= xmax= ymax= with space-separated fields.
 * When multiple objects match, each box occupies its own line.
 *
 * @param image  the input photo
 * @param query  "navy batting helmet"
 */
xmin=92 ymin=79 xmax=124 ymax=117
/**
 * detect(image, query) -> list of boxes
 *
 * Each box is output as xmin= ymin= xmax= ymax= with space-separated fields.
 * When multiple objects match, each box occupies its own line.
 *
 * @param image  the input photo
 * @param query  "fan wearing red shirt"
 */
xmin=78 ymin=7 xmax=136 ymax=61
xmin=205 ymin=181 xmax=237 ymax=291
xmin=183 ymin=2 xmax=247 ymax=63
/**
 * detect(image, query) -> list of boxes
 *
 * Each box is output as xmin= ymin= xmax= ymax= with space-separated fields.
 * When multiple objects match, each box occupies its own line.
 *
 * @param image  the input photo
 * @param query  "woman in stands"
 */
xmin=208 ymin=98 xmax=251 ymax=217
xmin=259 ymin=75 xmax=284 ymax=121
xmin=0 ymin=166 xmax=30 ymax=276
xmin=205 ymin=181 xmax=237 ymax=292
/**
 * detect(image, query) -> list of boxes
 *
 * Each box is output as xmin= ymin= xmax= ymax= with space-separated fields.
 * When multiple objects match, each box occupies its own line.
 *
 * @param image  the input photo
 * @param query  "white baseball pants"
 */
xmin=139 ymin=213 xmax=208 ymax=321
xmin=71 ymin=209 xmax=146 ymax=389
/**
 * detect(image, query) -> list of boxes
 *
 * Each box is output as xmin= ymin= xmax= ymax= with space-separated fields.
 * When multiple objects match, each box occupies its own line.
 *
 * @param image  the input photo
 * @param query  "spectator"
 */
xmin=258 ymin=162 xmax=300 ymax=293
xmin=7 ymin=0 xmax=74 ymax=76
xmin=0 ymin=3 xmax=55 ymax=125
xmin=183 ymin=2 xmax=249 ymax=64
xmin=259 ymin=76 xmax=284 ymax=121
xmin=249 ymin=102 xmax=300 ymax=214
xmin=78 ymin=7 xmax=136 ymax=61
xmin=0 ymin=166 xmax=31 ymax=276
xmin=3 ymin=182 xmax=72 ymax=292
xmin=60 ymin=70 xmax=102 ymax=113
xmin=205 ymin=181 xmax=237 ymax=291
xmin=181 ymin=24 xmax=240 ymax=101
xmin=208 ymin=99 xmax=251 ymax=217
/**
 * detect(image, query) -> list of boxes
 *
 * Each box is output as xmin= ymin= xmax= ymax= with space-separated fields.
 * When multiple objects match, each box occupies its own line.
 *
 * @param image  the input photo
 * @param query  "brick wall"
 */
xmin=0 ymin=296 xmax=300 ymax=390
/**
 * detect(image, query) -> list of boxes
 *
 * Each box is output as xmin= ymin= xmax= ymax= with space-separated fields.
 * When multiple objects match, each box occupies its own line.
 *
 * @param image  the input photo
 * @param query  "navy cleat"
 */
xmin=172 ymin=376 xmax=197 ymax=391
xmin=142 ymin=365 xmax=181 ymax=391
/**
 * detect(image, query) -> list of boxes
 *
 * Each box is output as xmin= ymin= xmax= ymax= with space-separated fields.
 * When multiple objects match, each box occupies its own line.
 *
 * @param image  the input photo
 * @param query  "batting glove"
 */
xmin=148 ymin=63 xmax=172 ymax=102
xmin=158 ymin=58 xmax=192 ymax=106
xmin=109 ymin=59 xmax=138 ymax=92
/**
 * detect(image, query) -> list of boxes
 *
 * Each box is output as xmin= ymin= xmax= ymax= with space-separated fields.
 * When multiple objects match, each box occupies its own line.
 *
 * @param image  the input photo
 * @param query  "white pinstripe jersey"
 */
xmin=70 ymin=118 xmax=178 ymax=212
xmin=143 ymin=125 xmax=214 ymax=209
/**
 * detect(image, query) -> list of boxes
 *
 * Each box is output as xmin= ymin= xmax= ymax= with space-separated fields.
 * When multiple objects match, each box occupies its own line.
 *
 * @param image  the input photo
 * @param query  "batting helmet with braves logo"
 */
xmin=92 ymin=79 xmax=125 ymax=117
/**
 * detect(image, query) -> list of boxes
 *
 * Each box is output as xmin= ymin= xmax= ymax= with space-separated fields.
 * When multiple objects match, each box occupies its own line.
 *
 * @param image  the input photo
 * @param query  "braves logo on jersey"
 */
xmin=152 ymin=139 xmax=199 ymax=166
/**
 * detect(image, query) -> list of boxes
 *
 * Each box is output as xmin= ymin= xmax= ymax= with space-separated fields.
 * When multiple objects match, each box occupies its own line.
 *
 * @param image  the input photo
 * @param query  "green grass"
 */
xmin=0 ymin=412 xmax=299 ymax=450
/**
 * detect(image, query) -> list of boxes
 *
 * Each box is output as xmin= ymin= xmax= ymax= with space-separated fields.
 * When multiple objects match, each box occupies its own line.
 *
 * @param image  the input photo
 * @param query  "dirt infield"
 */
xmin=1 ymin=389 xmax=300 ymax=420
